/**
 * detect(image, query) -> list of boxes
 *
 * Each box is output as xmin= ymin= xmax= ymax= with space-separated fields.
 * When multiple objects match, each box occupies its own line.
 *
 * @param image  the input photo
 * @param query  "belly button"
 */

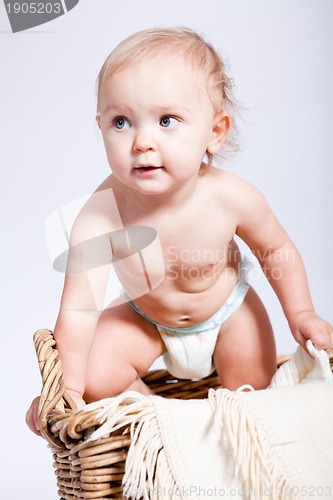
xmin=180 ymin=316 xmax=190 ymax=322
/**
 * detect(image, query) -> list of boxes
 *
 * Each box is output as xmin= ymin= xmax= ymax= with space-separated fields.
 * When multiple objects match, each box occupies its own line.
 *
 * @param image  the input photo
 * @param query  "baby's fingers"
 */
xmin=25 ymin=396 xmax=42 ymax=437
xmin=310 ymin=325 xmax=333 ymax=351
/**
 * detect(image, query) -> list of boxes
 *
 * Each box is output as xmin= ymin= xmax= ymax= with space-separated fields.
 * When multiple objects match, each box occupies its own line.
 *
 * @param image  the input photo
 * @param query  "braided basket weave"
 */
xmin=34 ymin=328 xmax=332 ymax=499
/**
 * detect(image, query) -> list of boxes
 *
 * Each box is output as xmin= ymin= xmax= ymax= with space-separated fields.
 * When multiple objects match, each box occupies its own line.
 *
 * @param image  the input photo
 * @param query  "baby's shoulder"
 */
xmin=70 ymin=175 xmax=123 ymax=244
xmin=207 ymin=168 xmax=262 ymax=203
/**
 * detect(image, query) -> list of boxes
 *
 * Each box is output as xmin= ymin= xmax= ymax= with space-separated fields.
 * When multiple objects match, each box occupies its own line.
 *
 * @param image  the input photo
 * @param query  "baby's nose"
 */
xmin=132 ymin=128 xmax=156 ymax=153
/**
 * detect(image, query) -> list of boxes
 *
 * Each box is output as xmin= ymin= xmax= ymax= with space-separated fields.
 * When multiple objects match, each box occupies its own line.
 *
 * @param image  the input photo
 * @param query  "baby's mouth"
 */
xmin=135 ymin=165 xmax=164 ymax=172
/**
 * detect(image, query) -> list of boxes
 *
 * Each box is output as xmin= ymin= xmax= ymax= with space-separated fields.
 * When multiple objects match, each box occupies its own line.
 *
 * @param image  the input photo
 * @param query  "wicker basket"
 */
xmin=34 ymin=328 xmax=333 ymax=499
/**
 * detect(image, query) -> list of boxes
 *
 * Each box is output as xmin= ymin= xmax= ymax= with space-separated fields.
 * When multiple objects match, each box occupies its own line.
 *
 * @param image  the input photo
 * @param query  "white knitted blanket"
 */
xmin=85 ymin=341 xmax=333 ymax=500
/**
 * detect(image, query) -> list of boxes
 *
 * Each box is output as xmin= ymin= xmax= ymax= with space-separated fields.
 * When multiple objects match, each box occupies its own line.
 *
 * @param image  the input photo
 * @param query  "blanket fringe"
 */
xmin=83 ymin=392 xmax=180 ymax=500
xmin=209 ymin=388 xmax=301 ymax=500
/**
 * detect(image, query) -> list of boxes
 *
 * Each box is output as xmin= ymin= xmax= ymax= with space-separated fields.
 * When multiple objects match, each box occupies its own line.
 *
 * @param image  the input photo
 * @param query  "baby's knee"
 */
xmin=215 ymin=353 xmax=277 ymax=391
xmin=247 ymin=365 xmax=277 ymax=390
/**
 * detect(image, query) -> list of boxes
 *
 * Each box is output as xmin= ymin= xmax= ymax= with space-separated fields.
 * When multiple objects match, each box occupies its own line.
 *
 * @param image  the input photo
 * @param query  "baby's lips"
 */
xmin=134 ymin=165 xmax=164 ymax=171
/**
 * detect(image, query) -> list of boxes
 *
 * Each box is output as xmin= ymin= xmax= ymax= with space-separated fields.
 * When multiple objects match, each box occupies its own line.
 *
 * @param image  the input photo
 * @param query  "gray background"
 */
xmin=0 ymin=0 xmax=332 ymax=498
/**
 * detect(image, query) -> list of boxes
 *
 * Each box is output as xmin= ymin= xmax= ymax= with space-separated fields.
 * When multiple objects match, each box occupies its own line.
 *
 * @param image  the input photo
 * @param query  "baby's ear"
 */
xmin=207 ymin=113 xmax=231 ymax=155
xmin=96 ymin=115 xmax=101 ymax=129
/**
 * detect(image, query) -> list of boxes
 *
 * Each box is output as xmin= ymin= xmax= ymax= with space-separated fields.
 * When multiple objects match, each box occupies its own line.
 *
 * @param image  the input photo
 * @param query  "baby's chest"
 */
xmin=110 ymin=194 xmax=236 ymax=283
xmin=109 ymin=224 xmax=233 ymax=285
xmin=163 ymin=239 xmax=231 ymax=280
xmin=160 ymin=219 xmax=235 ymax=277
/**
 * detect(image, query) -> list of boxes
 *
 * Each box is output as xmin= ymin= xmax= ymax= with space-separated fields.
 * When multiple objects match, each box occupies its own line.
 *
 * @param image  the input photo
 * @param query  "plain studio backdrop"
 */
xmin=1 ymin=1 xmax=332 ymax=498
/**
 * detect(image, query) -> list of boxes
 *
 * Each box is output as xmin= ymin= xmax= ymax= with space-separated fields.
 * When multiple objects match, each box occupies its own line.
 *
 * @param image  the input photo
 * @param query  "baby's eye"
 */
xmin=159 ymin=116 xmax=179 ymax=128
xmin=114 ymin=117 xmax=131 ymax=129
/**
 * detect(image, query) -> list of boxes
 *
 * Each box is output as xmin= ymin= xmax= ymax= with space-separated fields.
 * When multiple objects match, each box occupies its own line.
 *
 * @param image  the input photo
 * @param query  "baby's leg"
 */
xmin=213 ymin=287 xmax=277 ymax=390
xmin=84 ymin=302 xmax=165 ymax=402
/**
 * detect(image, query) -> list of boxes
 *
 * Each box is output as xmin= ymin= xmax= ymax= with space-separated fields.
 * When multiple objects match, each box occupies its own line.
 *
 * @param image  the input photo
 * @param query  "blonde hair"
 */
xmin=96 ymin=27 xmax=240 ymax=161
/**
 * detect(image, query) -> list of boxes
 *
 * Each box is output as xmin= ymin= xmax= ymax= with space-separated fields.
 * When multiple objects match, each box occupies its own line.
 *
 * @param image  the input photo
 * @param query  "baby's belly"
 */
xmin=131 ymin=264 xmax=239 ymax=327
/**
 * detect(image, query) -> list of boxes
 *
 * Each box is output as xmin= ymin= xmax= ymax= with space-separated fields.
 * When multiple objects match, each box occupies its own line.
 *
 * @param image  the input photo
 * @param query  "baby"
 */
xmin=26 ymin=27 xmax=332 ymax=435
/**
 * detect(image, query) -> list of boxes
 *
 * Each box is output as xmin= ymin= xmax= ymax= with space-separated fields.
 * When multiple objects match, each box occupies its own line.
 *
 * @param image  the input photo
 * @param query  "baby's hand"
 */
xmin=289 ymin=311 xmax=333 ymax=352
xmin=25 ymin=390 xmax=86 ymax=437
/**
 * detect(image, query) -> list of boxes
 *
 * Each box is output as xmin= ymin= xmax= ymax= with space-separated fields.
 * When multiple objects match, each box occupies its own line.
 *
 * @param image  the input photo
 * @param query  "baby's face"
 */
xmin=97 ymin=56 xmax=223 ymax=195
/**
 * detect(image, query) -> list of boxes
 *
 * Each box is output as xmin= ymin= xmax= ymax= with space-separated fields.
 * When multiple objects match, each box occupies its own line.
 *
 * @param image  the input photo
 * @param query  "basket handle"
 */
xmin=33 ymin=329 xmax=77 ymax=444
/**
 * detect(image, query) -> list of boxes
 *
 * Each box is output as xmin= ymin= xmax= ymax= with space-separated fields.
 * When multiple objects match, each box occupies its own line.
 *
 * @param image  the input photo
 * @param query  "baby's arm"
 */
xmin=26 ymin=253 xmax=106 ymax=435
xmin=53 ymin=191 xmax=118 ymax=403
xmin=26 ymin=221 xmax=112 ymax=435
xmin=54 ymin=184 xmax=125 ymax=401
xmin=26 ymin=261 xmax=106 ymax=428
xmin=234 ymin=178 xmax=333 ymax=351
xmin=26 ymin=184 xmax=125 ymax=435
xmin=53 ymin=268 xmax=105 ymax=405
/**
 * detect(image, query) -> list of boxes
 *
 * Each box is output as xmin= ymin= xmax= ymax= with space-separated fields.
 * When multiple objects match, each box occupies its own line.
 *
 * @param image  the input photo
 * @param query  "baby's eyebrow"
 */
xmin=101 ymin=103 xmax=133 ymax=115
xmin=155 ymin=105 xmax=190 ymax=114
